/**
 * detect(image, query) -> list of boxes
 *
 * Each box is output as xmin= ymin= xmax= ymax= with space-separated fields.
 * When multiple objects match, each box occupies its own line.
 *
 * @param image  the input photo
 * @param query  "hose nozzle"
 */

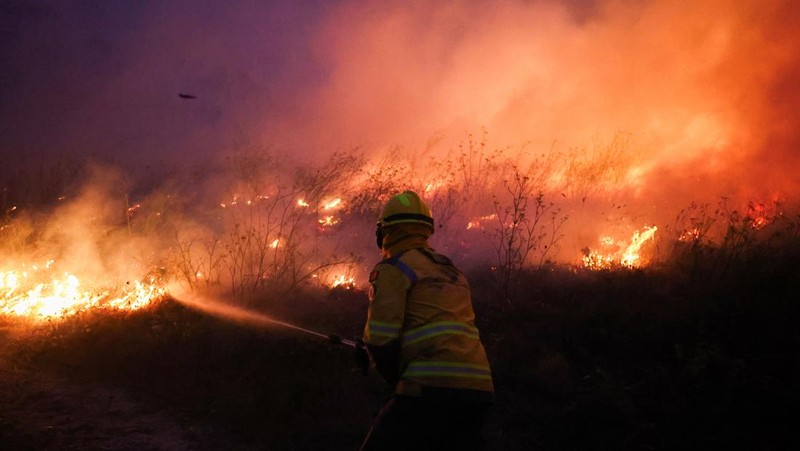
xmin=327 ymin=334 xmax=357 ymax=348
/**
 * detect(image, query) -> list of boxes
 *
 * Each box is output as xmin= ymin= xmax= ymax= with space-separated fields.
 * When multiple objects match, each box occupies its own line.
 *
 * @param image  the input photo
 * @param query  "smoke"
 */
xmin=281 ymin=0 xmax=799 ymax=197
xmin=13 ymin=164 xmax=159 ymax=284
xmin=3 ymin=1 xmax=797 ymax=186
xmin=1 ymin=0 xmax=799 ymax=279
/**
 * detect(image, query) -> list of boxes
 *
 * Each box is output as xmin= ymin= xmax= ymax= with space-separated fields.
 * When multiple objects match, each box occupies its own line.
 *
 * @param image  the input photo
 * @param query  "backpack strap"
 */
xmin=381 ymin=250 xmax=418 ymax=284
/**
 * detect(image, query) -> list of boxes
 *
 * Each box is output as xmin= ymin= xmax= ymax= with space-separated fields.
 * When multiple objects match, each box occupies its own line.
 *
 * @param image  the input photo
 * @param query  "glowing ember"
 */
xmin=582 ymin=226 xmax=658 ymax=270
xmin=0 ymin=262 xmax=165 ymax=320
xmin=678 ymin=227 xmax=701 ymax=242
xmin=220 ymin=194 xmax=240 ymax=208
xmin=220 ymin=194 xmax=270 ymax=209
xmin=269 ymin=238 xmax=281 ymax=248
xmin=322 ymin=198 xmax=342 ymax=210
xmin=318 ymin=215 xmax=340 ymax=227
xmin=466 ymin=213 xmax=498 ymax=230
xmin=424 ymin=181 xmax=445 ymax=194
xmin=748 ymin=201 xmax=775 ymax=230
xmin=297 ymin=199 xmax=310 ymax=207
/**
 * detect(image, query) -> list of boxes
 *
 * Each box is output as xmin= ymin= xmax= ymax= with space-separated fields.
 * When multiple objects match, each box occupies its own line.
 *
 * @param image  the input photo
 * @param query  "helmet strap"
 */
xmin=375 ymin=223 xmax=384 ymax=249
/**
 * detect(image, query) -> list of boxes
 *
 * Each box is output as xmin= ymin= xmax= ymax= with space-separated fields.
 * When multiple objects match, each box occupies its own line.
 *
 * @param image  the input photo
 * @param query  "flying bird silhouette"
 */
xmin=178 ymin=93 xmax=197 ymax=99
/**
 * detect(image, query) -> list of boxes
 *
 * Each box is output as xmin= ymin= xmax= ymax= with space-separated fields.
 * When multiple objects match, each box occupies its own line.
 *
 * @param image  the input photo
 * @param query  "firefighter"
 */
xmin=357 ymin=190 xmax=494 ymax=451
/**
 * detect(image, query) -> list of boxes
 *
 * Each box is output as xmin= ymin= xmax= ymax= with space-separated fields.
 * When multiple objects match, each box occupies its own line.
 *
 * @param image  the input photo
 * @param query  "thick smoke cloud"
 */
xmin=280 ymin=0 xmax=799 ymax=201
xmin=2 ymin=0 xmax=798 ymax=219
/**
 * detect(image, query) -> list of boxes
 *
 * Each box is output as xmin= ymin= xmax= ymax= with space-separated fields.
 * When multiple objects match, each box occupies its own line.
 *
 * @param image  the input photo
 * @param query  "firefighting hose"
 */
xmin=172 ymin=292 xmax=359 ymax=348
xmin=258 ymin=315 xmax=359 ymax=348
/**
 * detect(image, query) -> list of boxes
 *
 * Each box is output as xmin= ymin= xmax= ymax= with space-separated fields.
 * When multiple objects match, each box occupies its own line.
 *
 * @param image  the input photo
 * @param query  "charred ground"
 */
xmin=1 ymin=239 xmax=799 ymax=450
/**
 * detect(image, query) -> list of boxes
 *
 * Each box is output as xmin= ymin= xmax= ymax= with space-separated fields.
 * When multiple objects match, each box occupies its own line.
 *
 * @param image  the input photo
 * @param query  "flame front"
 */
xmin=582 ymin=226 xmax=658 ymax=270
xmin=0 ymin=262 xmax=166 ymax=320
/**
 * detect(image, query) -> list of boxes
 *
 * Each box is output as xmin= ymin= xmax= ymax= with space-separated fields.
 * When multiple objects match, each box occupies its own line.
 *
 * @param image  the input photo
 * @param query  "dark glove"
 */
xmin=366 ymin=340 xmax=401 ymax=386
xmin=353 ymin=337 xmax=370 ymax=376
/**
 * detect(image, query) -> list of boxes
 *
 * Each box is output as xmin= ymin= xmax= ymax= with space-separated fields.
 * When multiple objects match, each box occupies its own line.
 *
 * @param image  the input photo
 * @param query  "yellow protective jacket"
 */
xmin=364 ymin=231 xmax=494 ymax=401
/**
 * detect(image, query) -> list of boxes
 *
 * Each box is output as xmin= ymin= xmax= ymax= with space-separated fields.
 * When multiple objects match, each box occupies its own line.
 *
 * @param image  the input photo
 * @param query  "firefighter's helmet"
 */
xmin=378 ymin=191 xmax=434 ymax=231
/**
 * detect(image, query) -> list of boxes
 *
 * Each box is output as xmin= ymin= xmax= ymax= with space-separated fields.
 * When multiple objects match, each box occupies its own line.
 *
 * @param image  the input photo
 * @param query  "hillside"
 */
xmin=2 ymin=246 xmax=798 ymax=449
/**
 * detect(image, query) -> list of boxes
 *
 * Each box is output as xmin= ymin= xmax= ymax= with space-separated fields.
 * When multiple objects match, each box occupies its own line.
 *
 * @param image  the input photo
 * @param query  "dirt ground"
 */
xmin=0 ymin=327 xmax=209 ymax=451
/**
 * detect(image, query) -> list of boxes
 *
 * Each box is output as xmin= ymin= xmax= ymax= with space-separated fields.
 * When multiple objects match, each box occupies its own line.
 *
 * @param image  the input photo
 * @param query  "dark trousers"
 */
xmin=359 ymin=395 xmax=490 ymax=451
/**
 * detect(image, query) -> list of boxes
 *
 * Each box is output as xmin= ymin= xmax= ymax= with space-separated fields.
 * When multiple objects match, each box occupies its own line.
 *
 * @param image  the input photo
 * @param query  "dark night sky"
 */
xmin=1 ymin=0 xmax=336 ymax=178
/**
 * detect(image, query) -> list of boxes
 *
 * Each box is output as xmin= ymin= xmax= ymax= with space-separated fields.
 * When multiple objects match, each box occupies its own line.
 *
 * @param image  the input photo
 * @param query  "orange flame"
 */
xmin=318 ymin=215 xmax=340 ymax=227
xmin=747 ymin=201 xmax=776 ymax=230
xmin=582 ymin=226 xmax=658 ymax=270
xmin=322 ymin=198 xmax=342 ymax=210
xmin=0 ymin=262 xmax=165 ymax=320
xmin=330 ymin=274 xmax=356 ymax=289
xmin=678 ymin=227 xmax=702 ymax=242
xmin=466 ymin=213 xmax=498 ymax=230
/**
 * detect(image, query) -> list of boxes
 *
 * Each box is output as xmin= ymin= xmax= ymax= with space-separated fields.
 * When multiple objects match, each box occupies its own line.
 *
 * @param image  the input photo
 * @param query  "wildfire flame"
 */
xmin=318 ymin=215 xmax=340 ymax=227
xmin=748 ymin=201 xmax=776 ymax=230
xmin=322 ymin=198 xmax=342 ymax=210
xmin=330 ymin=274 xmax=356 ymax=289
xmin=466 ymin=213 xmax=498 ymax=230
xmin=582 ymin=226 xmax=658 ymax=270
xmin=316 ymin=197 xmax=344 ymax=228
xmin=679 ymin=227 xmax=702 ymax=242
xmin=0 ymin=261 xmax=165 ymax=320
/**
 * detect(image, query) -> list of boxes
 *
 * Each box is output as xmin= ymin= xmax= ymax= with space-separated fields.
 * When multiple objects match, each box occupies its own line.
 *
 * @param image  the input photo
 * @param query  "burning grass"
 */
xmin=1 ymin=140 xmax=799 ymax=448
xmin=2 ymin=233 xmax=798 ymax=449
xmin=580 ymin=225 xmax=658 ymax=270
xmin=0 ymin=264 xmax=166 ymax=319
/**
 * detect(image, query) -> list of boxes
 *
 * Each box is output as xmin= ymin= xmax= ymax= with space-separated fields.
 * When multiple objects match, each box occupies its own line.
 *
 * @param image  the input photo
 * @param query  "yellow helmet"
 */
xmin=378 ymin=190 xmax=434 ymax=231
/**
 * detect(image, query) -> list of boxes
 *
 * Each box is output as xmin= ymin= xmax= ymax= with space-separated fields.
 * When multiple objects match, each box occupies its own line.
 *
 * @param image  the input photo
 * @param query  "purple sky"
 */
xmin=1 ymin=1 xmax=336 ymax=178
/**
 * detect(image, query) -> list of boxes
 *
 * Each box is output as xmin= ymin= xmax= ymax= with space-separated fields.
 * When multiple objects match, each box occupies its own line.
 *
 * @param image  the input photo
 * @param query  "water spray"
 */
xmin=171 ymin=291 xmax=358 ymax=348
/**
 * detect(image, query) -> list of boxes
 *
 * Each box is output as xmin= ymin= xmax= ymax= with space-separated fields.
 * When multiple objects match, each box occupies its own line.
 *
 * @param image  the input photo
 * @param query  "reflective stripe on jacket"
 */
xmin=365 ymin=247 xmax=494 ymax=398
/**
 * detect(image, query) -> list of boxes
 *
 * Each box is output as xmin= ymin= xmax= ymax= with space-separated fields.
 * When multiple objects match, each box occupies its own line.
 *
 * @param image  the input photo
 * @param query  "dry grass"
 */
xmin=3 ymin=231 xmax=799 ymax=449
